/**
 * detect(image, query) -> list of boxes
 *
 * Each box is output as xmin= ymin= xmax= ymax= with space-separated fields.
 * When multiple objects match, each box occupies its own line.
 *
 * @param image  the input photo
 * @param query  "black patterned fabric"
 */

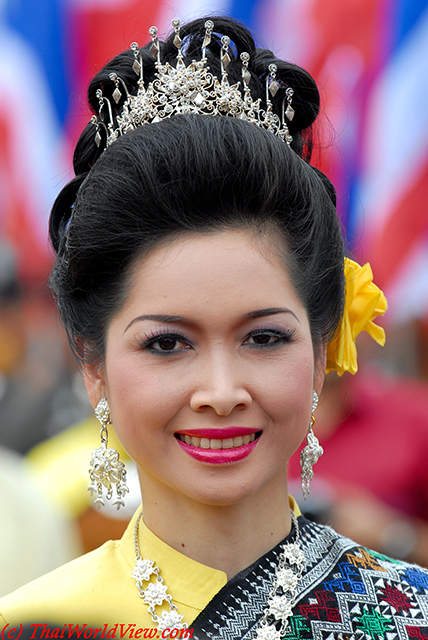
xmin=192 ymin=516 xmax=428 ymax=640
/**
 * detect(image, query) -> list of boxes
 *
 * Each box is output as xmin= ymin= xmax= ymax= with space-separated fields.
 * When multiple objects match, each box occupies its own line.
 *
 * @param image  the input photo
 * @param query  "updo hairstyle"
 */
xmin=49 ymin=17 xmax=345 ymax=366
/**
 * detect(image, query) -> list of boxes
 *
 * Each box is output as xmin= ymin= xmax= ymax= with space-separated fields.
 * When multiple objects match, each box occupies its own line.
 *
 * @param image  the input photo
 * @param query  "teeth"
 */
xmin=178 ymin=433 xmax=258 ymax=449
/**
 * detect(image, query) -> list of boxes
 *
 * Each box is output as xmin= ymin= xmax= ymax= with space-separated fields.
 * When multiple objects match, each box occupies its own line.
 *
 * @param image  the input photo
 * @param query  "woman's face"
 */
xmin=85 ymin=229 xmax=324 ymax=507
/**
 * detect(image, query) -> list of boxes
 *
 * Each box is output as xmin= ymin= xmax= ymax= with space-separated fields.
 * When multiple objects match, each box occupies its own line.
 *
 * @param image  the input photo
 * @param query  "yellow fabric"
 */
xmin=326 ymin=258 xmax=387 ymax=376
xmin=0 ymin=497 xmax=300 ymax=628
xmin=26 ymin=417 xmax=130 ymax=518
xmin=289 ymin=494 xmax=301 ymax=516
xmin=0 ymin=509 xmax=225 ymax=627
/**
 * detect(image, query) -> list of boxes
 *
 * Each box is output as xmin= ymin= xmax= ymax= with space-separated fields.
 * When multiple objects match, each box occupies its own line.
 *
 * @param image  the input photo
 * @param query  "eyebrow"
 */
xmin=125 ymin=315 xmax=184 ymax=332
xmin=125 ymin=308 xmax=299 ymax=332
xmin=246 ymin=307 xmax=300 ymax=322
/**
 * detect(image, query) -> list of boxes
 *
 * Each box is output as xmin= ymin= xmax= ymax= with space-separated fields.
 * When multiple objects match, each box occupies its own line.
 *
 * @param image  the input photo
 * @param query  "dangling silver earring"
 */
xmin=88 ymin=397 xmax=129 ymax=510
xmin=300 ymin=390 xmax=323 ymax=499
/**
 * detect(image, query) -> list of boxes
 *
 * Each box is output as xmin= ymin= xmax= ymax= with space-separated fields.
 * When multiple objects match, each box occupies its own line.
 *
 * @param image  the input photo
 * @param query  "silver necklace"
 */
xmin=132 ymin=510 xmax=304 ymax=639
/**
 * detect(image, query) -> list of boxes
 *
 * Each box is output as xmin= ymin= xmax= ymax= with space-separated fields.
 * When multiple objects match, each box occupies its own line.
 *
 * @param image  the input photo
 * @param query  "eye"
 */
xmin=244 ymin=328 xmax=295 ymax=347
xmin=138 ymin=330 xmax=192 ymax=354
xmin=153 ymin=336 xmax=180 ymax=351
xmin=250 ymin=333 xmax=276 ymax=345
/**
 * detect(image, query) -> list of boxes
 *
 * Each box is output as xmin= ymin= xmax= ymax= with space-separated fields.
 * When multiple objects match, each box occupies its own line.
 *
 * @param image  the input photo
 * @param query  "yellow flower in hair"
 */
xmin=326 ymin=258 xmax=387 ymax=376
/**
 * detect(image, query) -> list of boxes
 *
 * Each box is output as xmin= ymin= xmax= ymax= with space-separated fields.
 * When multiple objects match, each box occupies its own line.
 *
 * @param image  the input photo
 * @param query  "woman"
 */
xmin=1 ymin=16 xmax=426 ymax=640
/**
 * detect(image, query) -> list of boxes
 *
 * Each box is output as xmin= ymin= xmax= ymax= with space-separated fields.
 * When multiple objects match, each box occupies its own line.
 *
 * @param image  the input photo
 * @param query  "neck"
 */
xmin=138 ymin=468 xmax=292 ymax=580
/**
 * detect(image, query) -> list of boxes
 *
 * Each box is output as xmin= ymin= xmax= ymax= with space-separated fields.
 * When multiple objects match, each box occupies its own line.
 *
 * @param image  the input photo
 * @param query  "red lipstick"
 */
xmin=176 ymin=435 xmax=260 ymax=464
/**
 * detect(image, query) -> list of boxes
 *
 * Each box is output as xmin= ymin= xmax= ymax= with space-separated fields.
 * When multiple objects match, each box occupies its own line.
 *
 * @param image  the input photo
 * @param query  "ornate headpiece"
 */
xmin=91 ymin=18 xmax=295 ymax=150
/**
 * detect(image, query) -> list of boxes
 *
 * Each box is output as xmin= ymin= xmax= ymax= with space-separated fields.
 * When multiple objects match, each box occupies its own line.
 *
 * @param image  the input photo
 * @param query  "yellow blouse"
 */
xmin=0 ymin=497 xmax=300 ymax=629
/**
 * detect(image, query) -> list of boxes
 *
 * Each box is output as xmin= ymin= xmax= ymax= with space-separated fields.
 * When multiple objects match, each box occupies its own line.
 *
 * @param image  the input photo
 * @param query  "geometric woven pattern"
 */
xmin=192 ymin=517 xmax=428 ymax=640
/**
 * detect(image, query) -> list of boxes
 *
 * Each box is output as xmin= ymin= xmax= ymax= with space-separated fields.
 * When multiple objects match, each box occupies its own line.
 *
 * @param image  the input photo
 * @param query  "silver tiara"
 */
xmin=91 ymin=18 xmax=295 ymax=149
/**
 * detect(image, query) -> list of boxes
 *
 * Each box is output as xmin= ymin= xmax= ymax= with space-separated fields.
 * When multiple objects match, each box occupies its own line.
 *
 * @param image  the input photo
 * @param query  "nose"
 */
xmin=189 ymin=357 xmax=252 ymax=416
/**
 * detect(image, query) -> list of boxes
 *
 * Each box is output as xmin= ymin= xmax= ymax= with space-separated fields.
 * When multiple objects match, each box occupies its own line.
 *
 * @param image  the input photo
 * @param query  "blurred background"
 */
xmin=1 ymin=0 xmax=428 ymax=594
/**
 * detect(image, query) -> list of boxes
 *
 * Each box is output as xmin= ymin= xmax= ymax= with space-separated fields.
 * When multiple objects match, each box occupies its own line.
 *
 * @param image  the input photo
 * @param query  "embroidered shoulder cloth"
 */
xmin=192 ymin=516 xmax=428 ymax=640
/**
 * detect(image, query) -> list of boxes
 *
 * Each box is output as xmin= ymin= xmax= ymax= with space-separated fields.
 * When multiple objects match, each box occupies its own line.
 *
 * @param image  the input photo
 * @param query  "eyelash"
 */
xmin=136 ymin=327 xmax=296 ymax=354
xmin=244 ymin=328 xmax=296 ymax=348
xmin=137 ymin=328 xmax=192 ymax=354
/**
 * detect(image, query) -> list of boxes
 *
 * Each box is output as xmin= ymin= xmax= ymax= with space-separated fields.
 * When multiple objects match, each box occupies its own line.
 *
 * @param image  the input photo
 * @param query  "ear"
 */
xmin=82 ymin=361 xmax=107 ymax=410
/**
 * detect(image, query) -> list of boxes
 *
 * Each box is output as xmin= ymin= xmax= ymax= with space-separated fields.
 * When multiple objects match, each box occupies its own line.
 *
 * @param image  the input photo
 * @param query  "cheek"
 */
xmin=104 ymin=353 xmax=185 ymax=445
xmin=265 ymin=349 xmax=314 ymax=406
xmin=262 ymin=350 xmax=314 ymax=449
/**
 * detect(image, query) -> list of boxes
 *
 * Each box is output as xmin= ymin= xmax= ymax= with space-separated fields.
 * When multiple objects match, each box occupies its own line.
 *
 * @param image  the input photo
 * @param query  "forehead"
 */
xmin=119 ymin=229 xmax=305 ymax=320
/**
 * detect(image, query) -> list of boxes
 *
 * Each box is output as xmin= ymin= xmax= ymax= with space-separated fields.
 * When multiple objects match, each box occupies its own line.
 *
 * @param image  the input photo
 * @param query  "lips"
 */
xmin=174 ymin=428 xmax=262 ymax=464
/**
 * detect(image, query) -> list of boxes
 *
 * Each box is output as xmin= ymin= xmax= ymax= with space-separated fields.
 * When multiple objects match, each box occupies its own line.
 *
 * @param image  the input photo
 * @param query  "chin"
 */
xmin=179 ymin=468 xmax=285 ymax=509
xmin=188 ymin=486 xmax=255 ymax=508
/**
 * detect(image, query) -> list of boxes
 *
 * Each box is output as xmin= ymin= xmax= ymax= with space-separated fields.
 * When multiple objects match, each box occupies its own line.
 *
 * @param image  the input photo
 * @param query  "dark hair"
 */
xmin=49 ymin=16 xmax=345 ymax=365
